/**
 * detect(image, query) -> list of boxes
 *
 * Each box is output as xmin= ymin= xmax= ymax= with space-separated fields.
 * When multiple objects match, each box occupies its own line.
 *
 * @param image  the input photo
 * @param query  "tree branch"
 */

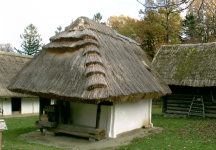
xmin=137 ymin=0 xmax=194 ymax=9
xmin=137 ymin=0 xmax=196 ymax=13
xmin=197 ymin=0 xmax=204 ymax=17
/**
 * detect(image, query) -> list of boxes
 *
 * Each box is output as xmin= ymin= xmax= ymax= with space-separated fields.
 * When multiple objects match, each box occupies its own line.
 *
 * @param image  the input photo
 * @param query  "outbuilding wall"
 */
xmin=111 ymin=99 xmax=153 ymax=137
xmin=69 ymin=99 xmax=152 ymax=138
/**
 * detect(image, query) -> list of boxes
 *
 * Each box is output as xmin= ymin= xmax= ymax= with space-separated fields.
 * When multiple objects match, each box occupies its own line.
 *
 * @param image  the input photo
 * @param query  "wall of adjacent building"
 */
xmin=0 ymin=98 xmax=12 ymax=115
xmin=21 ymin=97 xmax=39 ymax=114
xmin=0 ymin=97 xmax=39 ymax=115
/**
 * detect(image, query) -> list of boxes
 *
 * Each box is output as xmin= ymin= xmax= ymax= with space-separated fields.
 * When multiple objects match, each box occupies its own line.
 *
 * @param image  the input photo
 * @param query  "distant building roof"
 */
xmin=0 ymin=51 xmax=34 ymax=97
xmin=152 ymin=42 xmax=216 ymax=87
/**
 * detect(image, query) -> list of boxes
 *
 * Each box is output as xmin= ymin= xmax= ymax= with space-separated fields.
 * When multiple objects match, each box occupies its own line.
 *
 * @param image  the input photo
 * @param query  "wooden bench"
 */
xmin=35 ymin=121 xmax=106 ymax=140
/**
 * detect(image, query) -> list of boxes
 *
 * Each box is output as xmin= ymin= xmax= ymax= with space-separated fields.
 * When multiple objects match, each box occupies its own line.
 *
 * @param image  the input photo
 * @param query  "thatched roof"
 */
xmin=152 ymin=42 xmax=216 ymax=87
xmin=7 ymin=17 xmax=170 ymax=104
xmin=0 ymin=51 xmax=34 ymax=98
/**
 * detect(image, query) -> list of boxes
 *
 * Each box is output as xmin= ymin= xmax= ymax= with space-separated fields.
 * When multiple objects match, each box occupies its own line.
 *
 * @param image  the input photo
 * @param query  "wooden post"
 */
xmin=39 ymin=98 xmax=51 ymax=133
xmin=66 ymin=102 xmax=70 ymax=124
xmin=0 ymin=131 xmax=2 ymax=150
xmin=95 ymin=103 xmax=101 ymax=129
xmin=39 ymin=98 xmax=51 ymax=119
xmin=59 ymin=101 xmax=63 ymax=124
xmin=39 ymin=98 xmax=44 ymax=133
xmin=162 ymin=96 xmax=167 ymax=113
xmin=39 ymin=98 xmax=43 ymax=120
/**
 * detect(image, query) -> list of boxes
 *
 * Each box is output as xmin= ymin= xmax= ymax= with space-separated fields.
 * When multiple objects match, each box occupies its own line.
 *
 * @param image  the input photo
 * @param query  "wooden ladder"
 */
xmin=188 ymin=95 xmax=205 ymax=118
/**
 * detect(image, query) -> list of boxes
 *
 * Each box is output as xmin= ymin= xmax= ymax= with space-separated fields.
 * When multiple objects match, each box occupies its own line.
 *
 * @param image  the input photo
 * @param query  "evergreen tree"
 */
xmin=15 ymin=24 xmax=43 ymax=55
xmin=187 ymin=0 xmax=216 ymax=42
xmin=182 ymin=13 xmax=201 ymax=43
xmin=93 ymin=12 xmax=103 ymax=23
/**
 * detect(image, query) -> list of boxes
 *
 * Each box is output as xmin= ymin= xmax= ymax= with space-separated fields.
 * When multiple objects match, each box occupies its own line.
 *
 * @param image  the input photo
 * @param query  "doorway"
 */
xmin=12 ymin=98 xmax=21 ymax=114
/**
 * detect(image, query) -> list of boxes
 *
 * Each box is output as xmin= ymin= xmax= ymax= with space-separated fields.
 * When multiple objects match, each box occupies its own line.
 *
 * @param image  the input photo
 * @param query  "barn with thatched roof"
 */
xmin=153 ymin=42 xmax=216 ymax=118
xmin=0 ymin=51 xmax=39 ymax=116
xmin=8 ymin=17 xmax=170 ymax=139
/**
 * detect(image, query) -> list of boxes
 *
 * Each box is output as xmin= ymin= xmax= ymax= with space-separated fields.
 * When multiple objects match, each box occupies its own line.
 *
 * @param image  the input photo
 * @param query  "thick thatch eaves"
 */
xmin=152 ymin=42 xmax=216 ymax=87
xmin=8 ymin=17 xmax=171 ymax=104
xmin=0 ymin=51 xmax=35 ymax=98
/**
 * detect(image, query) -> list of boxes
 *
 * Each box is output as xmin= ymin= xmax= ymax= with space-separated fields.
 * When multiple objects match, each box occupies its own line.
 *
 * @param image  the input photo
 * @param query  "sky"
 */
xmin=0 ymin=0 xmax=143 ymax=50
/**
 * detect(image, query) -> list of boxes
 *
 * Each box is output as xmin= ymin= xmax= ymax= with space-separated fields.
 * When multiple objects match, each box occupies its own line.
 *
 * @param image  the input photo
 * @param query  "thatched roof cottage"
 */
xmin=8 ymin=17 xmax=170 ymax=139
xmin=153 ymin=42 xmax=216 ymax=118
xmin=0 ymin=51 xmax=39 ymax=115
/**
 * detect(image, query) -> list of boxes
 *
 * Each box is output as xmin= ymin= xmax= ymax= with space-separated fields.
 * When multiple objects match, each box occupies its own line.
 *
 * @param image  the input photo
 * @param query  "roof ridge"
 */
xmin=65 ymin=17 xmax=116 ymax=38
xmin=52 ymin=17 xmax=140 ymax=47
xmin=0 ymin=51 xmax=32 ymax=58
xmin=161 ymin=42 xmax=216 ymax=48
xmin=115 ymin=32 xmax=138 ymax=44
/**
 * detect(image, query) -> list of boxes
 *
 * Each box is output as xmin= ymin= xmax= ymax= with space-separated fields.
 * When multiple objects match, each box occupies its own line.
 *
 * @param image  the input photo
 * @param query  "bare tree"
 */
xmin=137 ymin=0 xmax=216 ymax=43
xmin=0 ymin=43 xmax=15 ymax=53
xmin=137 ymin=0 xmax=197 ymax=12
xmin=187 ymin=0 xmax=216 ymax=42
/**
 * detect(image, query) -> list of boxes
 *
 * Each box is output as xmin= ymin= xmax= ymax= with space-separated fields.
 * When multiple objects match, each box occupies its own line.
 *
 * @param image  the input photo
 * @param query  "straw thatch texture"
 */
xmin=152 ymin=42 xmax=216 ymax=87
xmin=0 ymin=51 xmax=34 ymax=98
xmin=83 ymin=46 xmax=100 ymax=56
xmin=8 ymin=17 xmax=170 ymax=104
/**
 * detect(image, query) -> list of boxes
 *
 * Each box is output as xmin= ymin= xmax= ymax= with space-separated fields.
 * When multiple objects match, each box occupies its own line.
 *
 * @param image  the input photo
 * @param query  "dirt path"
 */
xmin=20 ymin=127 xmax=162 ymax=150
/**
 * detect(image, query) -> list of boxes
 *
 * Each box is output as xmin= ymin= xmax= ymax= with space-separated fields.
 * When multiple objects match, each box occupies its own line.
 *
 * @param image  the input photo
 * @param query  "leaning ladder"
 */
xmin=188 ymin=95 xmax=205 ymax=118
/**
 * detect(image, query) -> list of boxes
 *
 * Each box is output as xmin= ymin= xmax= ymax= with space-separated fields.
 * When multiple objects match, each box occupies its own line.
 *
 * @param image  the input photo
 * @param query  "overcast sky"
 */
xmin=0 ymin=0 xmax=143 ymax=49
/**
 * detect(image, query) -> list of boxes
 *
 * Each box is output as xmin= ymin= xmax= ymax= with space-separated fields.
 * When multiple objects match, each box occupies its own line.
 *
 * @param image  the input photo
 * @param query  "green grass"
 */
xmin=152 ymin=107 xmax=163 ymax=116
xmin=2 ymin=109 xmax=216 ymax=150
xmin=2 ymin=116 xmax=62 ymax=150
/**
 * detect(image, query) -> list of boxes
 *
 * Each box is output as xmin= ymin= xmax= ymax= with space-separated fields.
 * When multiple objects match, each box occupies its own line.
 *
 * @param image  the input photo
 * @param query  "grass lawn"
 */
xmin=2 ymin=108 xmax=216 ymax=150
xmin=2 ymin=116 xmax=62 ymax=150
xmin=117 ymin=108 xmax=216 ymax=150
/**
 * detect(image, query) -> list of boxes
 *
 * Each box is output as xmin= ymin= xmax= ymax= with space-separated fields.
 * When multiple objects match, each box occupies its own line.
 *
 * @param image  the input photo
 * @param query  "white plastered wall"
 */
xmin=21 ymin=97 xmax=39 ymax=114
xmin=0 ymin=98 xmax=12 ymax=115
xmin=110 ymin=99 xmax=153 ymax=138
xmin=70 ymin=102 xmax=97 ymax=126
xmin=33 ymin=98 xmax=39 ymax=113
